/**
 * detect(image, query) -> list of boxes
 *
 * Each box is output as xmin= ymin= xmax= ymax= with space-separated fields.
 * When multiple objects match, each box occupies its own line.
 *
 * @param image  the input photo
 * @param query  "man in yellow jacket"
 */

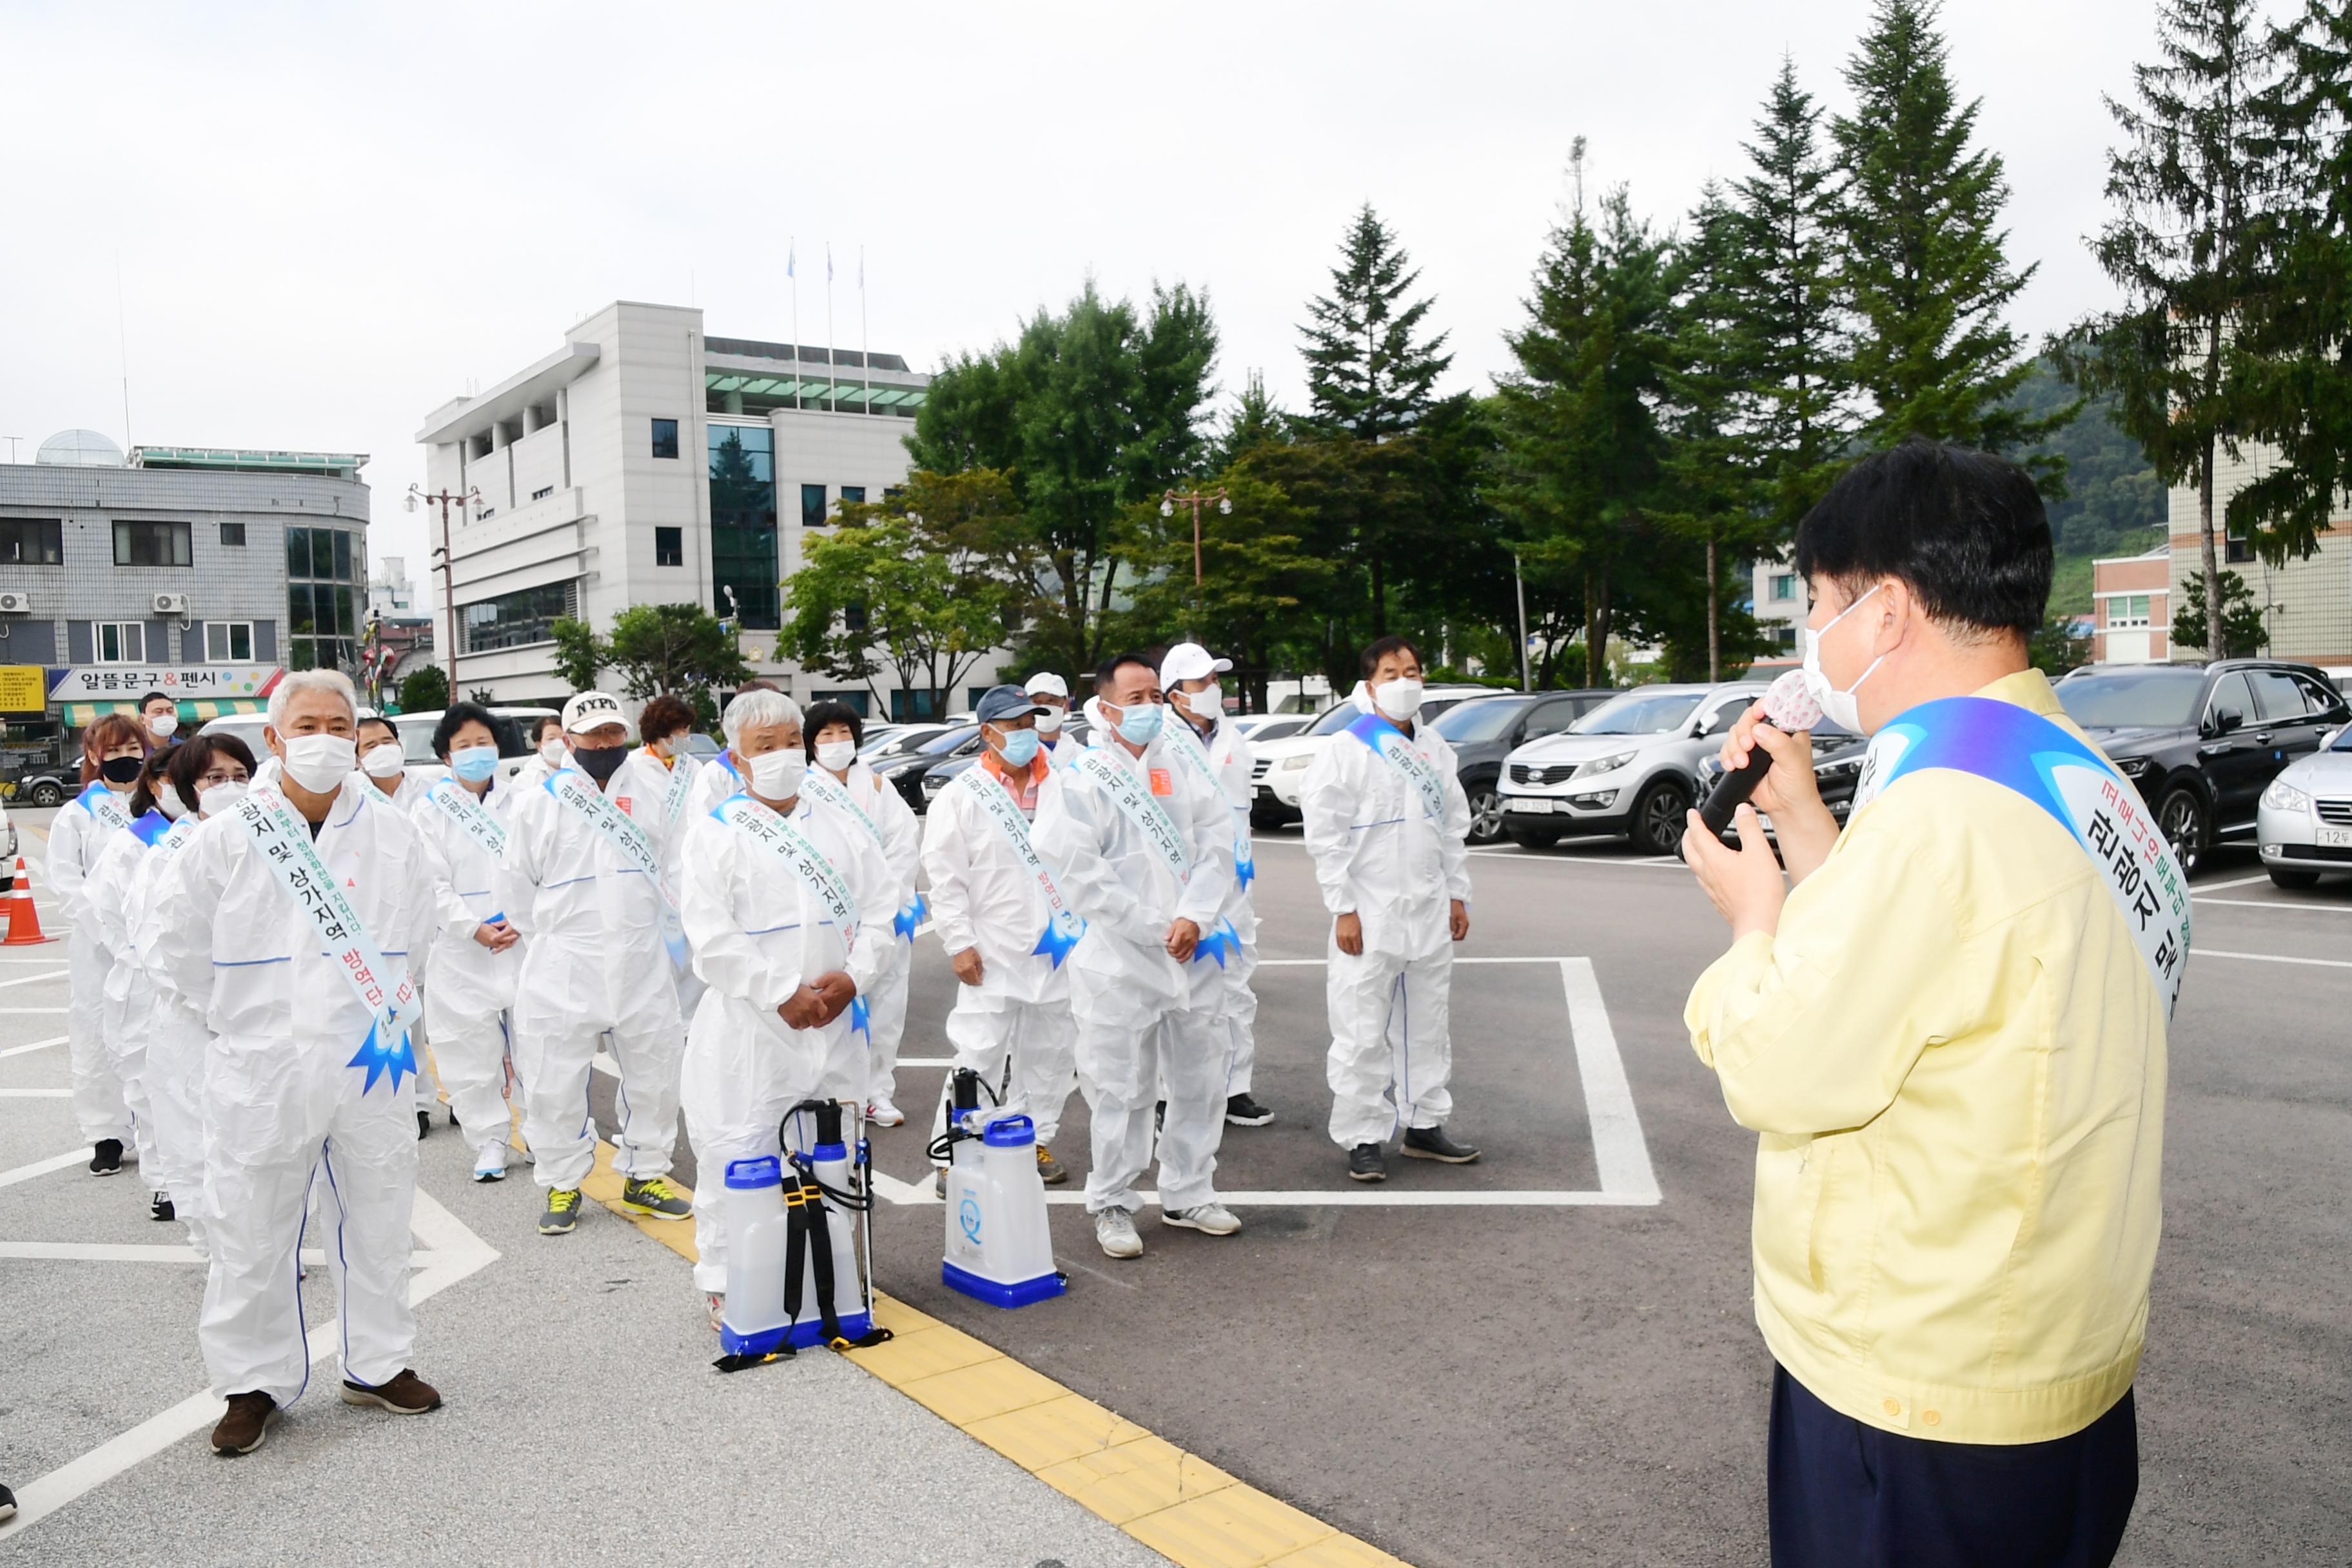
xmin=1683 ymin=439 xmax=2178 ymax=1567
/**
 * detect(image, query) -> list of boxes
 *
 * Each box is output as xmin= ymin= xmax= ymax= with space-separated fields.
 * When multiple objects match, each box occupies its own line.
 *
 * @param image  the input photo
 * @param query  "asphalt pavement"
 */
xmin=4 ymin=805 xmax=2349 ymax=1565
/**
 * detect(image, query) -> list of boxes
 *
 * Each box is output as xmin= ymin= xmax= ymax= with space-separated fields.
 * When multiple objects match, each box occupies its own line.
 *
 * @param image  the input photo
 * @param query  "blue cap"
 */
xmin=725 ymin=1155 xmax=783 ymax=1190
xmin=975 ymin=685 xmax=1048 ymax=724
xmin=981 ymin=1114 xmax=1036 ymax=1148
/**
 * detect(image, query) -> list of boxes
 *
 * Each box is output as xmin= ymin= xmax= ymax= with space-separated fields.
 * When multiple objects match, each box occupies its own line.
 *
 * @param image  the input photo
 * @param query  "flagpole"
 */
xmin=825 ymin=241 xmax=836 ymax=413
xmin=789 ymin=237 xmax=801 ymax=411
xmin=860 ymin=246 xmax=869 ymax=411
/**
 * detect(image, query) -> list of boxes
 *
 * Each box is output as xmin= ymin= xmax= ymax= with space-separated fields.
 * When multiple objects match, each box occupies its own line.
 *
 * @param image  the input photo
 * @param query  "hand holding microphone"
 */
xmin=1698 ymin=672 xmax=1824 ymax=840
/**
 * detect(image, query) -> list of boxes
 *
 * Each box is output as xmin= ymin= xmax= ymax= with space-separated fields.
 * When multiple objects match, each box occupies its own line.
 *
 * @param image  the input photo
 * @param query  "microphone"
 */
xmin=1698 ymin=671 xmax=1822 ymax=839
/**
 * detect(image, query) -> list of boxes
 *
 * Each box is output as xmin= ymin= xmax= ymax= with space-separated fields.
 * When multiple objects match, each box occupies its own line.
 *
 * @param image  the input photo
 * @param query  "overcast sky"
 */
xmin=2 ymin=0 xmax=2173 ymax=574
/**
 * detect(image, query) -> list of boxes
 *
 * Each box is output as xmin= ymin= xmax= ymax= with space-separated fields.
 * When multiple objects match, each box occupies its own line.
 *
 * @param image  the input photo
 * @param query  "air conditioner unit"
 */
xmin=0 ymin=591 xmax=29 ymax=614
xmin=152 ymin=592 xmax=191 ymax=616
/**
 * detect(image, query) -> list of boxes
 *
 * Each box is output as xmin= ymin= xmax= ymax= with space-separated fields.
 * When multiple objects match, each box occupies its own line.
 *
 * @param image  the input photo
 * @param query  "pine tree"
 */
xmin=1834 ymin=0 xmax=2068 ymax=476
xmin=1215 ymin=370 xmax=1288 ymax=467
xmin=2060 ymin=0 xmax=2280 ymax=654
xmin=1300 ymin=205 xmax=1453 ymax=442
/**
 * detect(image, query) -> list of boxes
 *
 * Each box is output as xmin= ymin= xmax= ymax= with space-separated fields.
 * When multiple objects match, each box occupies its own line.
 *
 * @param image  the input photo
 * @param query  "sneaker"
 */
xmin=1348 ymin=1142 xmax=1388 ymax=1183
xmin=1153 ymin=1100 xmax=1166 ymax=1133
xmin=866 ymin=1099 xmax=905 ymax=1128
xmin=707 ymin=1293 xmax=726 ymax=1333
xmin=0 ymin=1482 xmax=15 ymax=1521
xmin=1094 ymin=1208 xmax=1144 ymax=1259
xmin=90 ymin=1139 xmax=124 ymax=1176
xmin=1225 ymin=1092 xmax=1274 ymax=1127
xmin=151 ymin=1191 xmax=177 ymax=1222
xmin=340 ymin=1368 xmax=442 ymax=1415
xmin=539 ymin=1188 xmax=583 ymax=1235
xmin=1162 ymin=1202 xmax=1242 ymax=1237
xmin=620 ymin=1176 xmax=691 ymax=1220
xmin=211 ymin=1391 xmax=277 ymax=1455
xmin=416 ymin=1111 xmax=431 ymax=1141
xmin=1035 ymin=1143 xmax=1068 ymax=1186
xmin=1402 ymin=1125 xmax=1482 ymax=1164
xmin=471 ymin=1144 xmax=507 ymax=1183
xmin=933 ymin=1168 xmax=947 ymax=1199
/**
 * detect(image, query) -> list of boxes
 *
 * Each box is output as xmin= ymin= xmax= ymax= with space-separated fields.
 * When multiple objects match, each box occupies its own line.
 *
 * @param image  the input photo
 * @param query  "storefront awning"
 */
xmin=61 ymin=697 xmax=268 ymax=728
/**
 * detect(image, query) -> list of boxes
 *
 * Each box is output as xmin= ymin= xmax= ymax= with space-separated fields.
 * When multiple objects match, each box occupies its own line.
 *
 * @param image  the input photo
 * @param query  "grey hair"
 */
xmin=266 ymin=669 xmax=358 ymax=732
xmin=721 ymin=687 xmax=803 ymax=746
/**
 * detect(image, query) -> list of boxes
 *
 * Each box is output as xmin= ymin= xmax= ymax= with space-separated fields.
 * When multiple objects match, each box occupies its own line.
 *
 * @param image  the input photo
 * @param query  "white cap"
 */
xmin=1023 ymin=671 xmax=1070 ymax=700
xmin=561 ymin=690 xmax=628 ymax=735
xmin=1159 ymin=642 xmax=1232 ymax=688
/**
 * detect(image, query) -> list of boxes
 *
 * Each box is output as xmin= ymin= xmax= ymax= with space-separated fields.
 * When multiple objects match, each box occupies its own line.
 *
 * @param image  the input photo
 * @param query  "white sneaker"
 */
xmin=707 ymin=1293 xmax=726 ymax=1333
xmin=472 ymin=1143 xmax=508 ymax=1182
xmin=866 ymin=1099 xmax=905 ymax=1128
xmin=1093 ymin=1208 xmax=1144 ymax=1259
xmin=1162 ymin=1202 xmax=1241 ymax=1237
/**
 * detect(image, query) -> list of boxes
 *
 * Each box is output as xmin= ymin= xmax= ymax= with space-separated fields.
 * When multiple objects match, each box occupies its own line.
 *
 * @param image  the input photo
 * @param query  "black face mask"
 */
xmin=572 ymin=745 xmax=627 ymax=784
xmin=99 ymin=756 xmax=144 ymax=785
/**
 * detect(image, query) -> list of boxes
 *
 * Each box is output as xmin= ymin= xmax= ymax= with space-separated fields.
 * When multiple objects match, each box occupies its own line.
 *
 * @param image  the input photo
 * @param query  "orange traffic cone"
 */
xmin=4 ymin=856 xmax=54 ymax=946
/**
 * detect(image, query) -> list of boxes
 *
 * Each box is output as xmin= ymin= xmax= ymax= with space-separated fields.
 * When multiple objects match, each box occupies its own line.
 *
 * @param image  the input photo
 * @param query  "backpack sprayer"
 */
xmin=930 ymin=1067 xmax=1066 ymax=1308
xmin=714 ymin=1099 xmax=894 ymax=1373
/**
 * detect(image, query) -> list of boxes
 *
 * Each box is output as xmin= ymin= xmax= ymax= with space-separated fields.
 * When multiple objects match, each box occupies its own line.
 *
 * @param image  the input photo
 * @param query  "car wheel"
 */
xmin=29 ymin=781 xmax=62 ymax=807
xmin=2268 ymin=866 xmax=2322 ymax=891
xmin=1629 ymin=777 xmax=1693 ymax=856
xmin=1465 ymin=783 xmax=1506 ymax=846
xmin=1504 ymin=824 xmax=1563 ymax=850
xmin=2156 ymin=787 xmax=2207 ymax=875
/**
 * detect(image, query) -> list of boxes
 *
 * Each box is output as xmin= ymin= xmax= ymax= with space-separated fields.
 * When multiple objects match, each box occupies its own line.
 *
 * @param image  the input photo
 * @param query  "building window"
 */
xmin=888 ymin=687 xmax=942 ymax=723
xmin=531 ymin=485 xmax=554 ymax=502
xmin=0 ymin=518 xmax=63 ymax=565
xmin=844 ymin=602 xmax=868 ymax=633
xmin=811 ymin=689 xmax=870 ymax=718
xmin=801 ymin=484 xmax=828 ymax=529
xmin=461 ymin=579 xmax=579 ymax=654
xmin=2105 ymin=594 xmax=2153 ymax=629
xmin=205 ymin=621 xmax=255 ymax=662
xmin=95 ymin=621 xmax=148 ymax=663
xmin=113 ymin=520 xmax=193 ymax=567
xmin=1770 ymin=573 xmax=1797 ymax=602
xmin=840 ymin=485 xmax=867 ymax=507
xmin=709 ymin=426 xmax=779 ymax=629
xmin=655 ymin=526 xmax=684 ymax=567
xmin=219 ymin=522 xmax=247 ymax=547
xmin=285 ymin=524 xmax=364 ymax=673
xmin=651 ymin=418 xmax=680 ymax=459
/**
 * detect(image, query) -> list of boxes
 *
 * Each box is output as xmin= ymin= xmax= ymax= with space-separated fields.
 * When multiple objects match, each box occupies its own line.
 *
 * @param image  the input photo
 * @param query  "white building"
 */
xmin=415 ymin=299 xmax=1001 ymax=718
xmin=2162 ymin=442 xmax=2352 ymax=675
xmin=1750 ymin=554 xmax=1804 ymax=669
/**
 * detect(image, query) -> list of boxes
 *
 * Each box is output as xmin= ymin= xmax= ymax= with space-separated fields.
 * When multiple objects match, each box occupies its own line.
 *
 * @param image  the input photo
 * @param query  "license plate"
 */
xmin=1507 ymin=797 xmax=1553 ymax=814
xmin=2319 ymin=825 xmax=2352 ymax=848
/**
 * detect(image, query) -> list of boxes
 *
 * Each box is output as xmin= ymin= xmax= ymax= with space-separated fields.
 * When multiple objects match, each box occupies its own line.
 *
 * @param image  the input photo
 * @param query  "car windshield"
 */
xmin=1572 ymin=690 xmax=1702 ymax=736
xmin=1306 ymin=701 xmax=1364 ymax=737
xmin=1434 ymin=696 xmax=1533 ymax=743
xmin=920 ymin=725 xmax=981 ymax=754
xmin=2055 ymin=668 xmax=2206 ymax=729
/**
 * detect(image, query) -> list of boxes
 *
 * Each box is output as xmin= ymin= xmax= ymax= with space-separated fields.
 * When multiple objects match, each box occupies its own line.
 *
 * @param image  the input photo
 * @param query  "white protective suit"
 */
xmin=611 ymin=743 xmax=706 ymax=1019
xmin=50 ymin=781 xmax=137 ymax=1148
xmin=495 ymin=763 xmax=687 ymax=1193
xmin=678 ymin=790 xmax=892 ymax=1295
xmin=1297 ymin=692 xmax=1474 ymax=1149
xmin=84 ymin=814 xmax=178 ymax=1193
xmin=807 ymin=760 xmax=921 ymax=1109
xmin=407 ymin=773 xmax=524 ymax=1155
xmin=146 ymin=777 xmax=439 ymax=1404
xmin=1030 ymin=716 xmax=1235 ymax=1216
xmin=919 ymin=755 xmax=1079 ymax=1154
xmin=124 ymin=816 xmax=213 ymax=1244
xmin=1168 ymin=712 xmax=1260 ymax=1098
xmin=372 ymin=775 xmax=446 ymax=1115
xmin=684 ymin=745 xmax=746 ymax=821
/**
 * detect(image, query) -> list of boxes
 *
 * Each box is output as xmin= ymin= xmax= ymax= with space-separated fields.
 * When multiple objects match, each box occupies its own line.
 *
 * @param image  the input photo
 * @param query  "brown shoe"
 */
xmin=339 ymin=1369 xmax=442 ymax=1415
xmin=1035 ymin=1143 xmax=1069 ymax=1186
xmin=211 ymin=1391 xmax=277 ymax=1456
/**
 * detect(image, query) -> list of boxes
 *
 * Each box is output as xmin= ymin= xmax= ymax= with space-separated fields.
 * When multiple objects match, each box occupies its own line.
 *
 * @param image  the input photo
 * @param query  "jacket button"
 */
xmin=1922 ymin=1411 xmax=1941 ymax=1427
xmin=1882 ymin=1398 xmax=1902 ymax=1416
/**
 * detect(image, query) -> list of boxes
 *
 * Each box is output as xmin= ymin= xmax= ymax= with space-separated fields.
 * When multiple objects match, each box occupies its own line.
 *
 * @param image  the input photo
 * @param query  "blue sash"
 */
xmin=1346 ymin=713 xmax=1444 ymax=821
xmin=128 ymin=808 xmax=172 ymax=847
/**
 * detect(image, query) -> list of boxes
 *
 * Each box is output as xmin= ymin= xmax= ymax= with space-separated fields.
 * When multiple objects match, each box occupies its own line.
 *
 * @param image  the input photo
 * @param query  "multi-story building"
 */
xmin=415 ymin=299 xmax=999 ymax=717
xmin=2166 ymin=445 xmax=2352 ymax=676
xmin=1750 ymin=554 xmax=1804 ymax=670
xmin=2091 ymin=547 xmax=2171 ymax=665
xmin=0 ymin=430 xmax=368 ymax=743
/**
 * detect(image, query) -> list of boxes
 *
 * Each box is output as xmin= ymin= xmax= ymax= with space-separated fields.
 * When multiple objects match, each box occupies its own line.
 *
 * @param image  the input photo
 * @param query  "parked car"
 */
xmin=1498 ymin=680 xmax=1769 ymax=855
xmin=861 ymin=723 xmax=950 ymax=763
xmin=1250 ymin=685 xmax=1510 ymax=828
xmin=1 ymin=796 xmax=15 ymax=861
xmin=2255 ymin=720 xmax=2352 ymax=888
xmin=676 ymin=731 xmax=721 ymax=764
xmin=1694 ymin=711 xmax=1869 ymax=841
xmin=1429 ymin=690 xmax=1618 ymax=845
xmin=1230 ymin=713 xmax=1311 ymax=747
xmin=2056 ymin=658 xmax=2351 ymax=874
xmin=201 ymin=703 xmax=558 ymax=790
xmin=872 ymin=723 xmax=983 ymax=810
xmin=5 ymin=767 xmax=74 ymax=807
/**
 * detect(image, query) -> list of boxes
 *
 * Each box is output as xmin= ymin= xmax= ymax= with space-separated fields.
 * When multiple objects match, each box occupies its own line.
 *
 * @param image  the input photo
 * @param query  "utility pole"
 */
xmin=1514 ymin=552 xmax=1531 ymax=692
xmin=1160 ymin=485 xmax=1231 ymax=639
xmin=408 ymin=483 xmax=480 ymax=699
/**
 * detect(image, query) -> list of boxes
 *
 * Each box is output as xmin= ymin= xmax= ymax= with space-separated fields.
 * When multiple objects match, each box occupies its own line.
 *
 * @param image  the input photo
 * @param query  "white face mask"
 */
xmin=360 ymin=741 xmax=406 ymax=779
xmin=1035 ymin=709 xmax=1066 ymax=736
xmin=1800 ymin=583 xmax=1888 ymax=734
xmin=749 ymin=748 xmax=807 ymax=801
xmin=1371 ymin=676 xmax=1424 ymax=723
xmin=155 ymin=785 xmax=190 ymax=820
xmin=146 ymin=712 xmax=179 ymax=740
xmin=1181 ymin=682 xmax=1222 ymax=725
xmin=279 ymin=732 xmax=357 ymax=794
xmin=538 ymin=737 xmax=567 ymax=767
xmin=199 ymin=780 xmax=248 ymax=818
xmin=814 ymin=740 xmax=858 ymax=772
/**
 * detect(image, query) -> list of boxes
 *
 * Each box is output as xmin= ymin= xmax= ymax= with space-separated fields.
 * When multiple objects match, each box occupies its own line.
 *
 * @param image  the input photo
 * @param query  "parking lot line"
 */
xmin=0 ymin=1148 xmax=92 ymax=1189
xmin=0 ymin=1035 xmax=66 ymax=1057
xmin=2195 ymin=872 xmax=2282 ymax=891
xmin=2192 ymin=947 xmax=2352 ymax=970
xmin=0 ymin=1088 xmax=68 ymax=1097
xmin=0 ymin=969 xmax=69 ymax=991
xmin=2193 ymin=896 xmax=2352 ymax=914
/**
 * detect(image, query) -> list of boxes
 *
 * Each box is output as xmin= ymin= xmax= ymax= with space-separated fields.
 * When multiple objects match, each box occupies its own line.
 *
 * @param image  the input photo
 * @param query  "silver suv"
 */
xmin=1498 ymin=680 xmax=1766 ymax=854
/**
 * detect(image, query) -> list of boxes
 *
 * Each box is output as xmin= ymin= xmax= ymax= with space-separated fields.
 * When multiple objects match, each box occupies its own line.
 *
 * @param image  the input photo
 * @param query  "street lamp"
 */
xmin=409 ymin=482 xmax=481 ymax=700
xmin=1162 ymin=485 xmax=1231 ymax=637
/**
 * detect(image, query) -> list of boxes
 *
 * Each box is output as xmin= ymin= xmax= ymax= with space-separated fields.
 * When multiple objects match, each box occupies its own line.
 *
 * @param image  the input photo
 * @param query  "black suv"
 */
xmin=2053 ymin=660 xmax=2351 ymax=872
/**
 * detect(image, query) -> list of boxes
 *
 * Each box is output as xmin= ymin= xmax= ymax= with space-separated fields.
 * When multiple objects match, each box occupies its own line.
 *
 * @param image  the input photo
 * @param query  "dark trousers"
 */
xmin=1768 ymin=1366 xmax=2138 ymax=1568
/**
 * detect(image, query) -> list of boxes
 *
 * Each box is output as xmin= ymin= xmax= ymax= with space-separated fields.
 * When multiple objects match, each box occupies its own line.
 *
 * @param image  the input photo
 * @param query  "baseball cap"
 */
xmin=975 ymin=684 xmax=1050 ymax=723
xmin=1023 ymin=671 xmax=1070 ymax=700
xmin=562 ymin=691 xmax=629 ymax=735
xmin=1159 ymin=642 xmax=1233 ymax=688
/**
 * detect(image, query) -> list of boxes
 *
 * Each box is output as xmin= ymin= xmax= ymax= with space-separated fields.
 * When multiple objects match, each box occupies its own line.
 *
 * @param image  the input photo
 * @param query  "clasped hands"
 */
xmin=777 ymin=970 xmax=858 ymax=1030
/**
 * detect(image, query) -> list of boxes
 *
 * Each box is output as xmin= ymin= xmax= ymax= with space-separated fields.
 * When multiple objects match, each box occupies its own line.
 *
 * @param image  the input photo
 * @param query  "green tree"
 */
xmin=549 ymin=615 xmax=606 ymax=692
xmin=1214 ymin=370 xmax=1288 ymax=468
xmin=2171 ymin=568 xmax=2274 ymax=655
xmin=2059 ymin=0 xmax=2279 ymax=653
xmin=395 ymin=663 xmax=449 ymax=714
xmin=782 ymin=470 xmax=1039 ymax=717
xmin=605 ymin=603 xmax=752 ymax=700
xmin=1835 ymin=0 xmax=2070 ymax=476
xmin=2028 ymin=612 xmax=2093 ymax=676
xmin=909 ymin=282 xmax=1218 ymax=676
xmin=2010 ymin=359 xmax=2168 ymax=562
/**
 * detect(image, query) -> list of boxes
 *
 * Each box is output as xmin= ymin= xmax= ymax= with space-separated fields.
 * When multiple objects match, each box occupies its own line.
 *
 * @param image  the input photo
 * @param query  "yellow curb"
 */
xmin=571 ymin=1130 xmax=1411 ymax=1567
